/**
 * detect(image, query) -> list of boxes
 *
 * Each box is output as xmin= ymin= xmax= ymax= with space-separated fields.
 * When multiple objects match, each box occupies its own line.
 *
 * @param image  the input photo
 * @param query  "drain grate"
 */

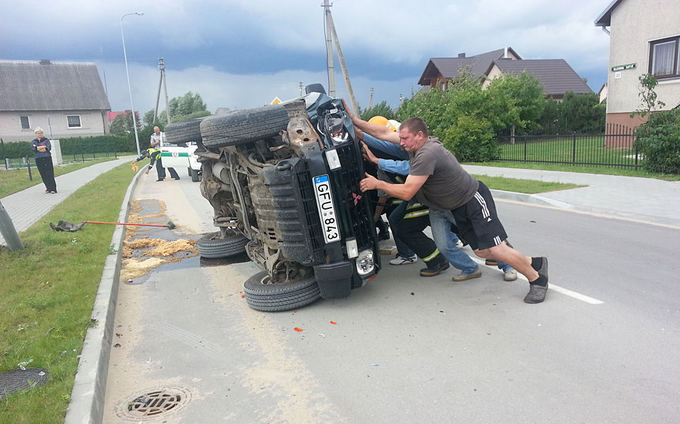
xmin=0 ymin=368 xmax=49 ymax=399
xmin=116 ymin=387 xmax=191 ymax=420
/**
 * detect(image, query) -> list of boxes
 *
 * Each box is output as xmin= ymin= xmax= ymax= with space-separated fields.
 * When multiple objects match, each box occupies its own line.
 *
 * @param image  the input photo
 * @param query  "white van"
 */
xmin=162 ymin=120 xmax=204 ymax=182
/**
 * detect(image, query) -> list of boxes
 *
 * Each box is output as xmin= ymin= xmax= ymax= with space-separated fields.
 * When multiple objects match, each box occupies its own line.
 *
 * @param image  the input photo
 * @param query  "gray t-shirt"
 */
xmin=409 ymin=138 xmax=479 ymax=210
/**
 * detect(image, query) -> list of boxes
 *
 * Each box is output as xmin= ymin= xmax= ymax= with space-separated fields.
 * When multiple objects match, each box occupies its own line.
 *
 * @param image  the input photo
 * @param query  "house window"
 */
xmin=67 ymin=115 xmax=82 ymax=128
xmin=20 ymin=116 xmax=30 ymax=129
xmin=650 ymin=36 xmax=680 ymax=79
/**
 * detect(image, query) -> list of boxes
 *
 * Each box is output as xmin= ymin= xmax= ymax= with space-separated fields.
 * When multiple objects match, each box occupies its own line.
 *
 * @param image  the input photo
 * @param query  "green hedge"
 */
xmin=1 ymin=135 xmax=137 ymax=159
xmin=0 ymin=139 xmax=32 ymax=158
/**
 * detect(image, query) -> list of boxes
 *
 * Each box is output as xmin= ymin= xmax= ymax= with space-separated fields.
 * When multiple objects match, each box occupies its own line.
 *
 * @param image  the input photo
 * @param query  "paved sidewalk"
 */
xmin=464 ymin=165 xmax=680 ymax=228
xmin=0 ymin=157 xmax=134 ymax=245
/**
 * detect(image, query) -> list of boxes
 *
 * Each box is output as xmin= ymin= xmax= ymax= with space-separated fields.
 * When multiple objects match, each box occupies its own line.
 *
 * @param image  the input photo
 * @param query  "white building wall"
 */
xmin=607 ymin=0 xmax=680 ymax=114
xmin=0 ymin=110 xmax=107 ymax=142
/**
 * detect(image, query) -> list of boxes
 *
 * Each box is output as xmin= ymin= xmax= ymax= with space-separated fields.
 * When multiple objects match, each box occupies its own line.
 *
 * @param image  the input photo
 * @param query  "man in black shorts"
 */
xmin=357 ymin=117 xmax=549 ymax=303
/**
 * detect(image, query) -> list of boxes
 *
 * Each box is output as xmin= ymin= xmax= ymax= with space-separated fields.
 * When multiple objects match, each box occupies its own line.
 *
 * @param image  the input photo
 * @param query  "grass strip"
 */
xmin=0 ymin=158 xmax=120 ymax=198
xmin=0 ymin=163 xmax=134 ymax=423
xmin=473 ymin=160 xmax=680 ymax=181
xmin=471 ymin=174 xmax=584 ymax=194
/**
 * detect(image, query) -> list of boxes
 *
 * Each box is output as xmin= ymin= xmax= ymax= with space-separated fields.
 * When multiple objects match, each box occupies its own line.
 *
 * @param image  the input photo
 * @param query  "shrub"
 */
xmin=634 ymin=109 xmax=680 ymax=174
xmin=0 ymin=140 xmax=32 ymax=159
xmin=443 ymin=116 xmax=498 ymax=162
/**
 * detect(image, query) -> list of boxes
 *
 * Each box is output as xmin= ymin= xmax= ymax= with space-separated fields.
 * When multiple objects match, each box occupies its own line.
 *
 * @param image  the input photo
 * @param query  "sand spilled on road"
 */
xmin=120 ymin=200 xmax=198 ymax=281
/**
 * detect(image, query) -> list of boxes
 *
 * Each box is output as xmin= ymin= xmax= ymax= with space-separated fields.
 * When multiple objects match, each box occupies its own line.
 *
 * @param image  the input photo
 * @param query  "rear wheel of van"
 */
xmin=197 ymin=230 xmax=248 ymax=258
xmin=243 ymin=271 xmax=320 ymax=312
xmin=165 ymin=119 xmax=202 ymax=144
xmin=200 ymin=105 xmax=289 ymax=148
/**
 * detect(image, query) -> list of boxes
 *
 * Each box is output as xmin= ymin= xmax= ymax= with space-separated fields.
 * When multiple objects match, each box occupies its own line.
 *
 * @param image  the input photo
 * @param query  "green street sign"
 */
xmin=611 ymin=63 xmax=636 ymax=72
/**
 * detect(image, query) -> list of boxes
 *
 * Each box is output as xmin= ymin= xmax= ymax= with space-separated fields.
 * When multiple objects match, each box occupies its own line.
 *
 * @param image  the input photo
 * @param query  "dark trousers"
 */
xmin=167 ymin=167 xmax=180 ymax=179
xmin=154 ymin=156 xmax=166 ymax=180
xmin=35 ymin=156 xmax=56 ymax=191
xmin=395 ymin=204 xmax=445 ymax=268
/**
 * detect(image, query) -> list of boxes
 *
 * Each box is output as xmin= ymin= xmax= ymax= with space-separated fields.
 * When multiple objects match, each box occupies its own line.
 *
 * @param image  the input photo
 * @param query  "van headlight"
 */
xmin=355 ymin=249 xmax=375 ymax=277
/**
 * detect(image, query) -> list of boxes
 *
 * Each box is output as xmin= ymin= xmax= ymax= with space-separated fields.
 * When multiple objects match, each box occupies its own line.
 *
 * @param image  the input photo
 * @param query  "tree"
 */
xmin=360 ymin=101 xmax=395 ymax=121
xmin=109 ymin=111 xmax=141 ymax=136
xmin=485 ymin=72 xmax=545 ymax=134
xmin=634 ymin=74 xmax=666 ymax=117
xmin=144 ymin=91 xmax=209 ymax=126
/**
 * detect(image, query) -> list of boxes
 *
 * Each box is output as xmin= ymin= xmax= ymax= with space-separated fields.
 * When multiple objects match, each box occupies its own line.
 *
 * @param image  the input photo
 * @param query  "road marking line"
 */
xmin=469 ymin=256 xmax=605 ymax=305
xmin=497 ymin=198 xmax=680 ymax=231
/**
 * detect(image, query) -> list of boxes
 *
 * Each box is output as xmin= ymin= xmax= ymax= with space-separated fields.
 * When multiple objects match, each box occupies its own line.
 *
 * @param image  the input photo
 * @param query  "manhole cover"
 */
xmin=0 ymin=368 xmax=49 ymax=399
xmin=116 ymin=387 xmax=191 ymax=421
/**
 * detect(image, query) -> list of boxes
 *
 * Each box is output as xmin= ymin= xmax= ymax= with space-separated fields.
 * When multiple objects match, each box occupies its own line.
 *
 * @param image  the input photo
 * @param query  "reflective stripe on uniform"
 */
xmin=404 ymin=209 xmax=429 ymax=219
xmin=423 ymin=248 xmax=440 ymax=262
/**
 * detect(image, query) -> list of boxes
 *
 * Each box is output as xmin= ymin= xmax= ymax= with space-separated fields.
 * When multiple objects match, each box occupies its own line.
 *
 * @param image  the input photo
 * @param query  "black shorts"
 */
xmin=451 ymin=181 xmax=507 ymax=250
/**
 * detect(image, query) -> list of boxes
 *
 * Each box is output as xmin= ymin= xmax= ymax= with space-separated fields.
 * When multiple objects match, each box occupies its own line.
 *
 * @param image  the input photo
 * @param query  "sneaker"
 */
xmin=451 ymin=266 xmax=482 ymax=281
xmin=503 ymin=269 xmax=518 ymax=281
xmin=389 ymin=254 xmax=417 ymax=265
xmin=50 ymin=190 xmax=57 ymax=194
xmin=419 ymin=260 xmax=450 ymax=277
xmin=45 ymin=190 xmax=50 ymax=194
xmin=156 ymin=179 xmax=164 ymax=182
xmin=524 ymin=283 xmax=548 ymax=304
xmin=485 ymin=259 xmax=498 ymax=266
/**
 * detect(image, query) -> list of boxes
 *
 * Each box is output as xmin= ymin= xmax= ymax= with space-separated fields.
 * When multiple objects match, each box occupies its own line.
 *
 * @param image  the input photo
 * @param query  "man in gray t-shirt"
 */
xmin=409 ymin=137 xmax=478 ymax=210
xmin=355 ymin=115 xmax=550 ymax=304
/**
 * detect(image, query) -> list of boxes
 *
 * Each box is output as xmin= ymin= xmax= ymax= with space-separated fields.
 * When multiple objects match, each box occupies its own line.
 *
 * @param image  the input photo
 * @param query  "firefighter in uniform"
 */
xmin=133 ymin=147 xmax=166 ymax=181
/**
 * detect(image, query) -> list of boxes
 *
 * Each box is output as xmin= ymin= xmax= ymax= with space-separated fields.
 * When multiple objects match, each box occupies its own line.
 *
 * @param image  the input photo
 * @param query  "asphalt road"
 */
xmin=102 ymin=176 xmax=680 ymax=424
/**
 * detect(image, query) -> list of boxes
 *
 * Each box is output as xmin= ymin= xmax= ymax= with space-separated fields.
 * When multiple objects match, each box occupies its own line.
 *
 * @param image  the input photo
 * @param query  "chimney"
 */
xmin=504 ymin=47 xmax=508 ymax=58
xmin=39 ymin=59 xmax=52 ymax=65
xmin=457 ymin=53 xmax=466 ymax=58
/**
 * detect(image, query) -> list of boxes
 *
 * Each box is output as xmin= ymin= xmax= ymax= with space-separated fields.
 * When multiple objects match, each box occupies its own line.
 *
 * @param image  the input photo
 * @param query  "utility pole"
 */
xmin=322 ymin=0 xmax=359 ymax=114
xmin=153 ymin=58 xmax=172 ymax=124
xmin=299 ymin=81 xmax=305 ymax=96
xmin=368 ymin=88 xmax=374 ymax=109
xmin=322 ymin=0 xmax=336 ymax=97
xmin=0 ymin=201 xmax=24 ymax=251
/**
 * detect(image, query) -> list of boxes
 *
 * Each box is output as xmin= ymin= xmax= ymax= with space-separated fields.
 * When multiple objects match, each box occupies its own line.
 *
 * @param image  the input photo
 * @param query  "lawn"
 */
xmin=0 ymin=158 xmax=121 ymax=198
xmin=0 ymin=164 xmax=134 ymax=423
xmin=497 ymin=135 xmax=643 ymax=169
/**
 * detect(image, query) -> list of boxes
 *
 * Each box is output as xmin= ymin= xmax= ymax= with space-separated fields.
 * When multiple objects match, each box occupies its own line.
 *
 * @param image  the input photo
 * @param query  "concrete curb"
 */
xmin=64 ymin=168 xmax=143 ymax=424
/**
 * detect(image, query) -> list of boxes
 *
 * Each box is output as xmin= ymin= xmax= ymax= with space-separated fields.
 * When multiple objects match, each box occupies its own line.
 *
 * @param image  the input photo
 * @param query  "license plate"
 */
xmin=313 ymin=174 xmax=340 ymax=244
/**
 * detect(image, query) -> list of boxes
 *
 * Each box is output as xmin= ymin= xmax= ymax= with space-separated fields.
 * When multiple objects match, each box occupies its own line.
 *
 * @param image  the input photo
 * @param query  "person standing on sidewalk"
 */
xmin=150 ymin=126 xmax=180 ymax=180
xmin=31 ymin=127 xmax=57 ymax=194
xmin=357 ymin=117 xmax=548 ymax=303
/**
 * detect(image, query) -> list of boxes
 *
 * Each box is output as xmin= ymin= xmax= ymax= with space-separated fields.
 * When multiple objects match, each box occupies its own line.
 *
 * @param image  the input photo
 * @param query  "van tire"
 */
xmin=165 ymin=120 xmax=202 ymax=144
xmin=243 ymin=271 xmax=320 ymax=312
xmin=200 ymin=105 xmax=289 ymax=147
xmin=197 ymin=231 xmax=248 ymax=258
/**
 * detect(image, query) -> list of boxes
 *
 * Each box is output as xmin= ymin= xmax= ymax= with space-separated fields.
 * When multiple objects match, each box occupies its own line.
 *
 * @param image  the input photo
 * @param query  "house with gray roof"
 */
xmin=482 ymin=59 xmax=592 ymax=99
xmin=418 ymin=48 xmax=522 ymax=90
xmin=0 ymin=60 xmax=111 ymax=142
xmin=417 ymin=47 xmax=592 ymax=99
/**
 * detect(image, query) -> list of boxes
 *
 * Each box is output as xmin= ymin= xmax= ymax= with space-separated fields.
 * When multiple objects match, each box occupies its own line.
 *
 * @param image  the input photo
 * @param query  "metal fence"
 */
xmin=496 ymin=126 xmax=641 ymax=169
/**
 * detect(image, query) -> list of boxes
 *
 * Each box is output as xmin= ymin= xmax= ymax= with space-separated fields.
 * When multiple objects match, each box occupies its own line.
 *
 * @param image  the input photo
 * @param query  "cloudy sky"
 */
xmin=1 ymin=0 xmax=612 ymax=115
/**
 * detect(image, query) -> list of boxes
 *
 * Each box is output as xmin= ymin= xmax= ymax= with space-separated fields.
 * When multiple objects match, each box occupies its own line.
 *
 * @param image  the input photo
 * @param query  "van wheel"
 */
xmin=200 ymin=104 xmax=289 ymax=147
xmin=243 ymin=271 xmax=320 ymax=312
xmin=165 ymin=119 xmax=202 ymax=144
xmin=197 ymin=231 xmax=248 ymax=258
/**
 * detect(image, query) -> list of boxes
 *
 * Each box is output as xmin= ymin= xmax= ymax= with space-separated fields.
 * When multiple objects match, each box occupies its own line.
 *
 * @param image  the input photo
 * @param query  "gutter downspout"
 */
xmin=601 ymin=26 xmax=610 ymax=35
